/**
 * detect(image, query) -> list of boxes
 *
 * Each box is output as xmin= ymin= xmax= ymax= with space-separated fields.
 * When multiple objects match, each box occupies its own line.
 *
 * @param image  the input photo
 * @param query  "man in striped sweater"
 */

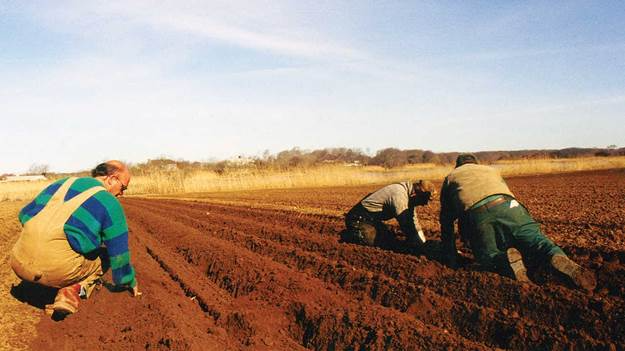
xmin=11 ymin=160 xmax=140 ymax=317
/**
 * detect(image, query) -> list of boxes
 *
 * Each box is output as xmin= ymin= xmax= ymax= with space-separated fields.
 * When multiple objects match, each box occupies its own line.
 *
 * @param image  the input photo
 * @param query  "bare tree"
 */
xmin=27 ymin=163 xmax=49 ymax=176
xmin=371 ymin=148 xmax=407 ymax=168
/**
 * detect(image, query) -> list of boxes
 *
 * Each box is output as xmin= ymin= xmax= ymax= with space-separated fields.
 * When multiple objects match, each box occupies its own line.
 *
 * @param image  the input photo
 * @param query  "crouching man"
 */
xmin=10 ymin=160 xmax=141 ymax=317
xmin=341 ymin=180 xmax=435 ymax=251
xmin=439 ymin=154 xmax=596 ymax=291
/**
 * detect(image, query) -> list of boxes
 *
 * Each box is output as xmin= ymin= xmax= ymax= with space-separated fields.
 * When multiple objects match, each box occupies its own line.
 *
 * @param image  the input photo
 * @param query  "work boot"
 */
xmin=551 ymin=254 xmax=597 ymax=292
xmin=506 ymin=248 xmax=529 ymax=282
xmin=81 ymin=278 xmax=102 ymax=299
xmin=46 ymin=283 xmax=81 ymax=317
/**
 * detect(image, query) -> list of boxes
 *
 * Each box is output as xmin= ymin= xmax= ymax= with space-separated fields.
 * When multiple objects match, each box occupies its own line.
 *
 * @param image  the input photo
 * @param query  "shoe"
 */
xmin=506 ymin=248 xmax=529 ymax=282
xmin=50 ymin=283 xmax=81 ymax=316
xmin=551 ymin=254 xmax=597 ymax=292
xmin=81 ymin=279 xmax=102 ymax=299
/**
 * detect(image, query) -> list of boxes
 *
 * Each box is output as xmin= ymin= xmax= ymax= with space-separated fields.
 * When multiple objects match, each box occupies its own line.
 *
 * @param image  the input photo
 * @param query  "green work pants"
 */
xmin=463 ymin=197 xmax=564 ymax=272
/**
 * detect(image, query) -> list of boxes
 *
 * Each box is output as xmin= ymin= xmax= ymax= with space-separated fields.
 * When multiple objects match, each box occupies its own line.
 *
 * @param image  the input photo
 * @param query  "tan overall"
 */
xmin=10 ymin=177 xmax=106 ymax=297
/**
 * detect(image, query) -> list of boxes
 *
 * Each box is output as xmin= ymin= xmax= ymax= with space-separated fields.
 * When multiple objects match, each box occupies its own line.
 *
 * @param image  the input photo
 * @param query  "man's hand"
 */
xmin=416 ymin=230 xmax=427 ymax=245
xmin=131 ymin=283 xmax=142 ymax=297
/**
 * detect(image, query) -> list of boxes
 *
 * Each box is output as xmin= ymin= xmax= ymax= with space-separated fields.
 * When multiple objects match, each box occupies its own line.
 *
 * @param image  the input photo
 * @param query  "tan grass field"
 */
xmin=131 ymin=156 xmax=625 ymax=195
xmin=0 ymin=181 xmax=52 ymax=202
xmin=1 ymin=156 xmax=624 ymax=200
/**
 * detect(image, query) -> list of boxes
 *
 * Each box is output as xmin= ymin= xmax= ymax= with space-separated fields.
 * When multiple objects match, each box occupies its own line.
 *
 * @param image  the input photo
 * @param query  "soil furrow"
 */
xmin=125 ymin=203 xmax=491 ymax=350
xmin=125 ymin=199 xmax=619 ymax=349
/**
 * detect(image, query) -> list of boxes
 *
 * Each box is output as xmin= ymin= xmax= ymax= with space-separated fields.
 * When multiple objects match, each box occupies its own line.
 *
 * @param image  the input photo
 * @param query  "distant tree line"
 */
xmin=123 ymin=145 xmax=625 ymax=173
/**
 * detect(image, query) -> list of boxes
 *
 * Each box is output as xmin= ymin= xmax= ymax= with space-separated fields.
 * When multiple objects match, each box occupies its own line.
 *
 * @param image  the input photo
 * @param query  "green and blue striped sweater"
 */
xmin=18 ymin=177 xmax=136 ymax=288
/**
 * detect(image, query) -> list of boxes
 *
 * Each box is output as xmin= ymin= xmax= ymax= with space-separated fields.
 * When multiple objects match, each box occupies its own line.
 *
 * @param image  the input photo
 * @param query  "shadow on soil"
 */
xmin=337 ymin=231 xmax=609 ymax=293
xmin=10 ymin=281 xmax=57 ymax=310
xmin=9 ymin=279 xmax=126 ymax=322
xmin=338 ymin=229 xmax=474 ymax=267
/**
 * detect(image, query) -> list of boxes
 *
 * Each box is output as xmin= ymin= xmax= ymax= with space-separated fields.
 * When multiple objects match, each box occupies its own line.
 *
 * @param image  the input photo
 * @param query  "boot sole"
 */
xmin=507 ymin=248 xmax=529 ymax=282
xmin=52 ymin=300 xmax=78 ymax=314
xmin=551 ymin=254 xmax=578 ymax=276
xmin=551 ymin=255 xmax=597 ymax=291
xmin=573 ymin=268 xmax=597 ymax=292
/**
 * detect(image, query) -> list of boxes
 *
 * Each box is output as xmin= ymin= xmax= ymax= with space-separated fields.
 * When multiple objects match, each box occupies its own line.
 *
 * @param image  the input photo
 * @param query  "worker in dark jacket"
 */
xmin=341 ymin=180 xmax=435 ymax=251
xmin=439 ymin=154 xmax=596 ymax=291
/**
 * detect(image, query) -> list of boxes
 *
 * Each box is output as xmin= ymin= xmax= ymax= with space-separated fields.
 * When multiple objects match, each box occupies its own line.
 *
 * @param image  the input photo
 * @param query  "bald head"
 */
xmin=107 ymin=160 xmax=128 ymax=173
xmin=91 ymin=160 xmax=127 ymax=177
xmin=92 ymin=160 xmax=130 ymax=197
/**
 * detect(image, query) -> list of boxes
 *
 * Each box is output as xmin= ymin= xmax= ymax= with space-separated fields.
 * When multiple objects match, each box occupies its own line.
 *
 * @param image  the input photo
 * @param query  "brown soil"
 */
xmin=22 ymin=169 xmax=625 ymax=350
xmin=0 ymin=200 xmax=40 ymax=350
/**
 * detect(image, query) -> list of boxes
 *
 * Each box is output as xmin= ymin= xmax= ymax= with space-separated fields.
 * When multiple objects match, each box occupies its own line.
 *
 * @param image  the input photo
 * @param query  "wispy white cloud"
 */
xmin=20 ymin=1 xmax=481 ymax=87
xmin=461 ymin=43 xmax=625 ymax=62
xmin=145 ymin=12 xmax=362 ymax=60
xmin=30 ymin=1 xmax=364 ymax=61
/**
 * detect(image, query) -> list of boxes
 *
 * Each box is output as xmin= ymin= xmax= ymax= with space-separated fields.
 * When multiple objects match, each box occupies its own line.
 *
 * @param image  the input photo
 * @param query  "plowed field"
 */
xmin=6 ymin=169 xmax=625 ymax=350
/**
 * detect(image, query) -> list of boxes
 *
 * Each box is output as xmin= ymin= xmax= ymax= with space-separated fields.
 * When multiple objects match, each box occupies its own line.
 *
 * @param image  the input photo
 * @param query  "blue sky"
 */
xmin=1 ymin=1 xmax=624 ymax=173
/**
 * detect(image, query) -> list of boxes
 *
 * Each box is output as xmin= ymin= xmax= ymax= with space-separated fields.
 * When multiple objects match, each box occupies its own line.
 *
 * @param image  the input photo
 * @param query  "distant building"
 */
xmin=322 ymin=160 xmax=362 ymax=167
xmin=1 ymin=175 xmax=47 ymax=183
xmin=227 ymin=155 xmax=254 ymax=166
xmin=164 ymin=163 xmax=178 ymax=172
xmin=345 ymin=161 xmax=362 ymax=167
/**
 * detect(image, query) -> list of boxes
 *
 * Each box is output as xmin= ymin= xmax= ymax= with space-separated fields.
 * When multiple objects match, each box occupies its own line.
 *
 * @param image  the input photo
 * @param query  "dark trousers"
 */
xmin=463 ymin=197 xmax=564 ymax=272
xmin=342 ymin=205 xmax=393 ymax=246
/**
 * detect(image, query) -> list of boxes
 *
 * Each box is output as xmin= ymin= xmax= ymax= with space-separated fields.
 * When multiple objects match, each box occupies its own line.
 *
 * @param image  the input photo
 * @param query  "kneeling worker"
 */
xmin=341 ymin=180 xmax=435 ymax=251
xmin=11 ymin=160 xmax=141 ymax=317
xmin=439 ymin=154 xmax=596 ymax=291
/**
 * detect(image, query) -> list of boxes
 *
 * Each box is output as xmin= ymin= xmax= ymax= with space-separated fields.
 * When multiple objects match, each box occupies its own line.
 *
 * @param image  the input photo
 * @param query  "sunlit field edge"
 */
xmin=1 ymin=156 xmax=624 ymax=201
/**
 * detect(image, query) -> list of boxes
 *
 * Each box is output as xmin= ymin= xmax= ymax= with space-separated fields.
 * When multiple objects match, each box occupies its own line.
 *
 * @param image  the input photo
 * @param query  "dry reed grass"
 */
xmin=0 ymin=181 xmax=52 ymax=202
xmin=128 ymin=163 xmax=447 ymax=195
xmin=1 ymin=156 xmax=624 ymax=200
xmin=494 ymin=156 xmax=625 ymax=176
xmin=129 ymin=156 xmax=625 ymax=195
